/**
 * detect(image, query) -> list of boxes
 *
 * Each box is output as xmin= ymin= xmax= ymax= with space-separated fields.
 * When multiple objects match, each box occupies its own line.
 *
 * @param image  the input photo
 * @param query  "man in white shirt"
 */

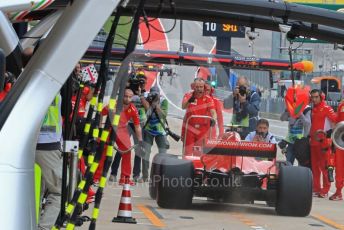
xmin=245 ymin=118 xmax=277 ymax=144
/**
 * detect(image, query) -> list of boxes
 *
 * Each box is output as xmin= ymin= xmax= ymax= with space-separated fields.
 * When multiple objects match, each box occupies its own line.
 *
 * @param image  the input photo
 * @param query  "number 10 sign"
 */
xmin=203 ymin=22 xmax=245 ymax=38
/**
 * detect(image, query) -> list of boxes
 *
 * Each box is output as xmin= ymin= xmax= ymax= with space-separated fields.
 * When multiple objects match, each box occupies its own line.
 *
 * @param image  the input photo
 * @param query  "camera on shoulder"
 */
xmin=128 ymin=73 xmax=146 ymax=95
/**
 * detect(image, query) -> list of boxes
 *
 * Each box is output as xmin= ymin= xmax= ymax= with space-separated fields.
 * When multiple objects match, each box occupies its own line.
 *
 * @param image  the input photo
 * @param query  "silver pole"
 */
xmin=68 ymin=151 xmax=79 ymax=202
xmin=0 ymin=0 xmax=119 ymax=229
xmin=65 ymin=141 xmax=79 ymax=203
xmin=0 ymin=12 xmax=19 ymax=56
xmin=0 ymin=11 xmax=22 ymax=76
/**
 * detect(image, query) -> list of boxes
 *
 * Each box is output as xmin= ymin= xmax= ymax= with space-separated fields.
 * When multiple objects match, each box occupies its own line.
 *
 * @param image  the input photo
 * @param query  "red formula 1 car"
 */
xmin=149 ymin=116 xmax=313 ymax=217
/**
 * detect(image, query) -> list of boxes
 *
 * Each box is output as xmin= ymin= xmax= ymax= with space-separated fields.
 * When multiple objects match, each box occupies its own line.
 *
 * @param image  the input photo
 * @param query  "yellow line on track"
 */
xmin=137 ymin=204 xmax=166 ymax=228
xmin=312 ymin=214 xmax=344 ymax=230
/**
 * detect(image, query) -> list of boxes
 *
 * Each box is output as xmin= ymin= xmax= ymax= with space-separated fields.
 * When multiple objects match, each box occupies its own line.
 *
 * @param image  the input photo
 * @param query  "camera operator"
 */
xmin=232 ymin=76 xmax=261 ymax=139
xmin=245 ymin=119 xmax=277 ymax=144
xmin=140 ymin=86 xmax=169 ymax=182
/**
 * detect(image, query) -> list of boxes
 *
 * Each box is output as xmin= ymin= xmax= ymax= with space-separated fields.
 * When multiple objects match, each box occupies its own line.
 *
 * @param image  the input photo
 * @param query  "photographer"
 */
xmin=245 ymin=119 xmax=277 ymax=144
xmin=232 ymin=76 xmax=261 ymax=139
xmin=140 ymin=86 xmax=169 ymax=182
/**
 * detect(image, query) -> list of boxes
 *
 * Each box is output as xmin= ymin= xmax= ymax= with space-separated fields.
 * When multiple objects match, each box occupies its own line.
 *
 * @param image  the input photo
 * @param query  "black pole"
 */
xmin=180 ymin=20 xmax=183 ymax=51
xmin=60 ymin=75 xmax=74 ymax=222
xmin=69 ymin=84 xmax=84 ymax=139
xmin=216 ymin=36 xmax=231 ymax=88
xmin=124 ymin=0 xmax=147 ymax=56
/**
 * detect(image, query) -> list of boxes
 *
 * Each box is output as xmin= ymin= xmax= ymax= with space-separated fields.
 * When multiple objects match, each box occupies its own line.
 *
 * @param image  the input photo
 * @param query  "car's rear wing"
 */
xmin=203 ymin=140 xmax=277 ymax=158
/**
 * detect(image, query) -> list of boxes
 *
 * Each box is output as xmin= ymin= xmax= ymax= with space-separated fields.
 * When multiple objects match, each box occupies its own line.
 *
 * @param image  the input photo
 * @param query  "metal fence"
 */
xmin=260 ymin=98 xmax=340 ymax=115
xmin=231 ymin=69 xmax=344 ymax=95
xmin=234 ymin=69 xmax=270 ymax=91
xmin=214 ymin=87 xmax=232 ymax=101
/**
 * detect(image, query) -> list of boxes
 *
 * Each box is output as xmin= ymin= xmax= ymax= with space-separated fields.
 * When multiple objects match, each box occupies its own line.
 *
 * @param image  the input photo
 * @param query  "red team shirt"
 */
xmin=182 ymin=93 xmax=215 ymax=125
xmin=117 ymin=103 xmax=140 ymax=129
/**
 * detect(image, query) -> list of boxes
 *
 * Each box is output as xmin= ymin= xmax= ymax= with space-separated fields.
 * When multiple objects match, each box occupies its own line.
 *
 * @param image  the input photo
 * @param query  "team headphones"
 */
xmin=190 ymin=77 xmax=207 ymax=90
xmin=204 ymin=83 xmax=215 ymax=95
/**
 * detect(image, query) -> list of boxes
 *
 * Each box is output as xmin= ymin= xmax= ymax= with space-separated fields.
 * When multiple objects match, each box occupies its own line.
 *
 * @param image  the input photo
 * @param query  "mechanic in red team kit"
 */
xmin=112 ymin=88 xmax=144 ymax=184
xmin=332 ymin=100 xmax=344 ymax=201
xmin=309 ymin=89 xmax=337 ymax=198
xmin=181 ymin=78 xmax=217 ymax=155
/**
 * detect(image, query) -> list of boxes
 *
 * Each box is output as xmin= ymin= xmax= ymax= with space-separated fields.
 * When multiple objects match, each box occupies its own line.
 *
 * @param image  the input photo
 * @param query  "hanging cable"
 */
xmin=56 ymin=0 xmax=147 ymax=227
xmin=144 ymin=1 xmax=177 ymax=34
xmin=63 ymin=7 xmax=126 ymax=230
xmin=139 ymin=0 xmax=164 ymax=23
xmin=148 ymin=17 xmax=177 ymax=34
xmin=87 ymin=0 xmax=148 ymax=228
xmin=52 ymin=7 xmax=125 ymax=230
xmin=85 ymin=7 xmax=126 ymax=230
xmin=118 ymin=17 xmax=134 ymax=26
xmin=115 ymin=33 xmax=129 ymax=41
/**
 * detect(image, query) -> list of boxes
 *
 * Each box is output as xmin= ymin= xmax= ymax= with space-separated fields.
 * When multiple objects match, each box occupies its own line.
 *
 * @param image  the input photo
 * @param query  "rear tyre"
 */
xmin=149 ymin=153 xmax=171 ymax=199
xmin=266 ymin=161 xmax=292 ymax=207
xmin=157 ymin=157 xmax=194 ymax=209
xmin=276 ymin=166 xmax=312 ymax=216
xmin=276 ymin=160 xmax=292 ymax=169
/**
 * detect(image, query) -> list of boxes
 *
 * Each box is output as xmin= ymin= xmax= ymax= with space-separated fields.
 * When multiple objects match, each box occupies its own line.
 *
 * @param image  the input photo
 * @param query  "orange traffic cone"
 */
xmin=112 ymin=178 xmax=137 ymax=224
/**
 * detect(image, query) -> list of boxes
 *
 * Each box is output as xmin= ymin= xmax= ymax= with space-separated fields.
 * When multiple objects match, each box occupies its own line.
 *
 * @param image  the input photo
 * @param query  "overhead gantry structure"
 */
xmin=2 ymin=1 xmax=344 ymax=229
xmin=5 ymin=0 xmax=344 ymax=44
